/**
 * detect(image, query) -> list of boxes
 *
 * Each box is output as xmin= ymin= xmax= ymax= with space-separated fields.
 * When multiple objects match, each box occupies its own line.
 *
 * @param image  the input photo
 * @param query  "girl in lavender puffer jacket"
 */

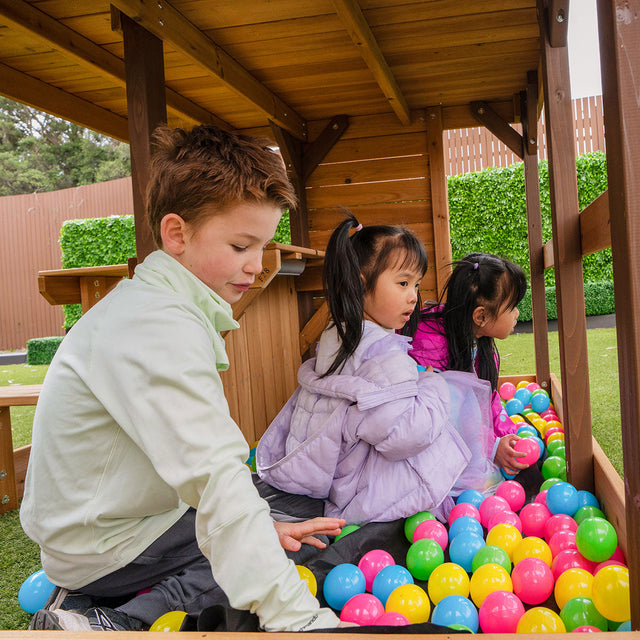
xmin=257 ymin=214 xmax=501 ymax=524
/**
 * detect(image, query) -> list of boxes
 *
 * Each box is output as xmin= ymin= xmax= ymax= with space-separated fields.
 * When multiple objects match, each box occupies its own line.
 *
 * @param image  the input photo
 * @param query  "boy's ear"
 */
xmin=472 ymin=305 xmax=487 ymax=327
xmin=160 ymin=213 xmax=188 ymax=255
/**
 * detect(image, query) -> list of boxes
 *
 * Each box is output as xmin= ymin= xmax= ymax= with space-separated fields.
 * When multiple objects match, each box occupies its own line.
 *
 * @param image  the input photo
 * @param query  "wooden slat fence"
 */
xmin=444 ymin=95 xmax=605 ymax=175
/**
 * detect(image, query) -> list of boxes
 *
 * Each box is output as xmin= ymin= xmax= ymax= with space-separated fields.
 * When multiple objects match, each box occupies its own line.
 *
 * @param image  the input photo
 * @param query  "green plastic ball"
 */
xmin=406 ymin=538 xmax=444 ymax=581
xmin=541 ymin=455 xmax=566 ymax=481
xmin=574 ymin=506 xmax=605 ymax=525
xmin=575 ymin=517 xmax=617 ymax=562
xmin=471 ymin=544 xmax=512 ymax=574
xmin=560 ymin=596 xmax=607 ymax=631
xmin=404 ymin=511 xmax=435 ymax=542
xmin=540 ymin=477 xmax=563 ymax=491
xmin=546 ymin=439 xmax=565 ymax=456
xmin=334 ymin=524 xmax=360 ymax=542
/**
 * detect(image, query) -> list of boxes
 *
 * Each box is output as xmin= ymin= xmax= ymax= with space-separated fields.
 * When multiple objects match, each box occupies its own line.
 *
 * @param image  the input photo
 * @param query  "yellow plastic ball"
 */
xmin=149 ymin=611 xmax=188 ymax=632
xmin=545 ymin=420 xmax=564 ymax=433
xmin=385 ymin=584 xmax=431 ymax=624
xmin=546 ymin=432 xmax=565 ymax=445
xmin=427 ymin=562 xmax=469 ymax=604
xmin=296 ymin=565 xmax=318 ymax=597
xmin=513 ymin=536 xmax=552 ymax=567
xmin=532 ymin=418 xmax=550 ymax=435
xmin=486 ymin=523 xmax=522 ymax=561
xmin=592 ymin=564 xmax=630 ymax=622
xmin=510 ymin=414 xmax=525 ymax=423
xmin=554 ymin=568 xmax=593 ymax=610
xmin=516 ymin=606 xmax=566 ymax=633
xmin=469 ymin=562 xmax=512 ymax=607
xmin=516 ymin=380 xmax=530 ymax=390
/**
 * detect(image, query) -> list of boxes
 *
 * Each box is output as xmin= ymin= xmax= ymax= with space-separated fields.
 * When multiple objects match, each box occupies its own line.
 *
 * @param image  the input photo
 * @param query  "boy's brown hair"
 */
xmin=146 ymin=125 xmax=297 ymax=247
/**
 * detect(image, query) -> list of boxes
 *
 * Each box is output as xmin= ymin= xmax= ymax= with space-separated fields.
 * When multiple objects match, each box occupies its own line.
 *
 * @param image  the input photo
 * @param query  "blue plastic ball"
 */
xmin=371 ymin=564 xmax=414 ymax=606
xmin=501 ymin=468 xmax=517 ymax=480
xmin=530 ymin=392 xmax=551 ymax=413
xmin=531 ymin=435 xmax=546 ymax=459
xmin=432 ymin=595 xmax=479 ymax=633
xmin=18 ymin=569 xmax=56 ymax=614
xmin=513 ymin=388 xmax=532 ymax=406
xmin=516 ymin=425 xmax=538 ymax=438
xmin=546 ymin=481 xmax=579 ymax=516
xmin=576 ymin=490 xmax=600 ymax=510
xmin=505 ymin=398 xmax=524 ymax=416
xmin=456 ymin=489 xmax=485 ymax=510
xmin=322 ymin=563 xmax=366 ymax=611
xmin=448 ymin=515 xmax=483 ymax=540
xmin=448 ymin=531 xmax=486 ymax=573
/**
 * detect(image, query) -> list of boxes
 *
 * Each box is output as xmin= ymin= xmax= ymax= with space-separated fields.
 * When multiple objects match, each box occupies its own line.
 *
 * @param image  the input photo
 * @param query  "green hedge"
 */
xmin=27 ymin=336 xmax=63 ymax=365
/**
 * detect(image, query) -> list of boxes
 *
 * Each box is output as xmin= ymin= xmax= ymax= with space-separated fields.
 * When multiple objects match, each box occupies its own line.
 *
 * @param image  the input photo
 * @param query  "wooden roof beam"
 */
xmin=111 ymin=0 xmax=307 ymax=141
xmin=471 ymin=100 xmax=524 ymax=158
xmin=0 ymin=0 xmax=230 ymax=131
xmin=330 ymin=0 xmax=411 ymax=125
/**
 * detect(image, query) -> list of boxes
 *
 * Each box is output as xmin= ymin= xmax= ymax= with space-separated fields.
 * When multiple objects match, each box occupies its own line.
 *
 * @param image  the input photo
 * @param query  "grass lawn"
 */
xmin=0 ymin=329 xmax=623 ymax=629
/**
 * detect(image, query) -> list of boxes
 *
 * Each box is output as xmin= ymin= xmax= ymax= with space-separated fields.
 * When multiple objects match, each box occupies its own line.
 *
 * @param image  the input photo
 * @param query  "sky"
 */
xmin=568 ymin=0 xmax=602 ymax=98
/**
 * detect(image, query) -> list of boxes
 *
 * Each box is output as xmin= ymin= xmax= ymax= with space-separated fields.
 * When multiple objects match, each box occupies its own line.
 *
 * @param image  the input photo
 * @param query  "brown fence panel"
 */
xmin=445 ymin=95 xmax=605 ymax=176
xmin=0 ymin=178 xmax=133 ymax=351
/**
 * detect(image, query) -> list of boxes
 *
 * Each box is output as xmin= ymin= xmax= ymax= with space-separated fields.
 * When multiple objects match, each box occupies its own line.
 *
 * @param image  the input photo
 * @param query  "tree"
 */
xmin=0 ymin=98 xmax=130 ymax=195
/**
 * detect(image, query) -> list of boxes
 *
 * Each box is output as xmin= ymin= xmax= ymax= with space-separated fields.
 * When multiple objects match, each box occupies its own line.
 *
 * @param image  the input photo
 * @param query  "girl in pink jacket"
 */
xmin=408 ymin=253 xmax=530 ymax=475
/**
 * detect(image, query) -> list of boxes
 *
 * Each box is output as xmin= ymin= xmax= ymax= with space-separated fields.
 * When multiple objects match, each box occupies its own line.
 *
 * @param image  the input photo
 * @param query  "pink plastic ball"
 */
xmin=545 ymin=426 xmax=564 ymax=441
xmin=549 ymin=529 xmax=578 ymax=557
xmin=593 ymin=559 xmax=627 ymax=574
xmin=499 ymin=382 xmax=517 ymax=401
xmin=479 ymin=495 xmax=511 ymax=528
xmin=520 ymin=502 xmax=552 ymax=538
xmin=544 ymin=513 xmax=578 ymax=541
xmin=572 ymin=626 xmax=601 ymax=632
xmin=496 ymin=481 xmax=526 ymax=512
xmin=610 ymin=546 xmax=626 ymax=564
xmin=541 ymin=410 xmax=558 ymax=420
xmin=374 ymin=612 xmax=411 ymax=626
xmin=552 ymin=549 xmax=596 ymax=580
xmin=535 ymin=490 xmax=549 ymax=507
xmin=357 ymin=550 xmax=395 ymax=593
xmin=513 ymin=437 xmax=540 ymax=466
xmin=413 ymin=520 xmax=448 ymax=551
xmin=487 ymin=509 xmax=522 ymax=533
xmin=448 ymin=502 xmax=481 ymax=525
xmin=511 ymin=557 xmax=554 ymax=605
xmin=478 ymin=590 xmax=525 ymax=633
xmin=527 ymin=382 xmax=542 ymax=392
xmin=340 ymin=593 xmax=385 ymax=625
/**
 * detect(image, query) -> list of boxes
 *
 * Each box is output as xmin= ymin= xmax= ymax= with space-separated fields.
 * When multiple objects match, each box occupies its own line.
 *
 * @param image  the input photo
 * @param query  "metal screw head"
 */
xmin=1 ymin=495 xmax=9 ymax=505
xmin=556 ymin=9 xmax=565 ymax=22
xmin=0 ymin=470 xmax=6 ymax=480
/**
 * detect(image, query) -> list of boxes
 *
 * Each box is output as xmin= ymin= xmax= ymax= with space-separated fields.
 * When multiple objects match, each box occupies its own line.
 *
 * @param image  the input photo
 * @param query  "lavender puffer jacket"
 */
xmin=257 ymin=326 xmax=473 ymax=524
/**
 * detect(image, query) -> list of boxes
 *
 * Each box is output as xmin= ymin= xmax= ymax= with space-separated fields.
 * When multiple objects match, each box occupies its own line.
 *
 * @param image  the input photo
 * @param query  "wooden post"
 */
xmin=597 ymin=0 xmax=640 ymax=626
xmin=426 ymin=106 xmax=452 ymax=297
xmin=538 ymin=0 xmax=593 ymax=491
xmin=118 ymin=10 xmax=167 ymax=261
xmin=521 ymin=76 xmax=550 ymax=387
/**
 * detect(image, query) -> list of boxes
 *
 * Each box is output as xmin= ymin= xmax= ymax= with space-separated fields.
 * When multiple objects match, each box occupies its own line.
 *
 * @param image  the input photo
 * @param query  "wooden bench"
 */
xmin=0 ymin=385 xmax=41 ymax=514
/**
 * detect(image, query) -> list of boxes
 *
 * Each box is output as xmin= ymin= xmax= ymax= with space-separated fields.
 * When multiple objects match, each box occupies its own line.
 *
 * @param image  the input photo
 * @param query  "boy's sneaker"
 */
xmin=29 ymin=606 xmax=145 ymax=631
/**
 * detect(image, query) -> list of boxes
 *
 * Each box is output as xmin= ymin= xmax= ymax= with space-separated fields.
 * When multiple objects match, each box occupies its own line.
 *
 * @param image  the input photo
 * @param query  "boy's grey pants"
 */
xmin=80 ymin=476 xmax=326 ymax=625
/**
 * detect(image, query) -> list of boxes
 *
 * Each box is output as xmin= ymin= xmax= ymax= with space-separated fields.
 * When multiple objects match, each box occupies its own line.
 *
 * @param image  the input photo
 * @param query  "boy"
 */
xmin=20 ymin=125 xmax=344 ymax=632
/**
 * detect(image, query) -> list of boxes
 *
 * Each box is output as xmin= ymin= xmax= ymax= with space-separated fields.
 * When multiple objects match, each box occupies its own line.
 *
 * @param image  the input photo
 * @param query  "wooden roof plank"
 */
xmin=330 ymin=0 xmax=410 ymax=124
xmin=111 ymin=0 xmax=307 ymax=140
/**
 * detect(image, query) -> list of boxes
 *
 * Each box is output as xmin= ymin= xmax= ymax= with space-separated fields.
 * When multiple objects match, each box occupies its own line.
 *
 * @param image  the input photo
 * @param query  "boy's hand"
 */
xmin=274 ymin=517 xmax=346 ymax=552
xmin=494 ymin=435 xmax=529 ymax=475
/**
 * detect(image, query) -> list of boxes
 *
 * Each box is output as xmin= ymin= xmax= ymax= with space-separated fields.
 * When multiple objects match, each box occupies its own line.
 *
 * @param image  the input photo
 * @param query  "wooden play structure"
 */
xmin=0 ymin=0 xmax=638 ymax=634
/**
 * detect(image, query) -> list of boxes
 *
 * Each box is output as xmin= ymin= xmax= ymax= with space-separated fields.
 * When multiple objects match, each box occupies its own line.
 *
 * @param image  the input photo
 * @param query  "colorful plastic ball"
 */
xmin=530 ymin=392 xmax=551 ymax=413
xmin=510 ymin=414 xmax=525 ymax=423
xmin=546 ymin=481 xmax=580 ymax=516
xmin=545 ymin=419 xmax=564 ymax=432
xmin=535 ymin=489 xmax=548 ymax=507
xmin=546 ymin=439 xmax=565 ymax=456
xmin=372 ymin=565 xmax=414 ymax=606
xmin=516 ymin=424 xmax=538 ymax=438
xmin=427 ymin=562 xmax=470 ymax=604
xmin=513 ymin=387 xmax=532 ymax=405
xmin=527 ymin=382 xmax=542 ymax=392
xmin=552 ymin=549 xmax=596 ymax=580
xmin=610 ymin=545 xmax=626 ymax=564
xmin=520 ymin=502 xmax=552 ymax=538
xmin=448 ymin=501 xmax=481 ymax=525
xmin=323 ymin=563 xmax=366 ymax=611
xmin=531 ymin=436 xmax=546 ymax=459
xmin=517 ymin=607 xmax=566 ymax=633
xmin=591 ymin=564 xmax=630 ymax=622
xmin=513 ymin=437 xmax=540 ymax=465
xmin=541 ymin=476 xmax=564 ymax=491
xmin=542 ymin=455 xmax=567 ymax=481
xmin=501 ymin=468 xmax=517 ymax=480
xmin=469 ymin=563 xmax=513 ymax=607
xmin=431 ymin=595 xmax=479 ymax=633
xmin=505 ymin=398 xmax=524 ymax=416
xmin=552 ymin=445 xmax=566 ymax=459
xmin=448 ymin=531 xmax=486 ymax=573
xmin=404 ymin=511 xmax=435 ymax=542
xmin=554 ymin=568 xmax=594 ymax=610
xmin=544 ymin=513 xmax=578 ymax=542
xmin=486 ymin=523 xmax=522 ymax=561
xmin=357 ymin=550 xmax=395 ymax=592
xmin=572 ymin=626 xmax=601 ymax=632
xmin=472 ymin=544 xmax=511 ymax=574
xmin=511 ymin=556 xmax=554 ymax=605
xmin=573 ymin=506 xmax=604 ymax=525
xmin=487 ymin=509 xmax=522 ymax=533
xmin=616 ymin=620 xmax=632 ymax=631
xmin=576 ymin=490 xmax=599 ymax=510
xmin=373 ymin=612 xmax=410 ymax=626
xmin=449 ymin=515 xmax=483 ymax=540
xmin=412 ymin=519 xmax=448 ymax=551
xmin=546 ymin=432 xmax=566 ymax=446
xmin=478 ymin=590 xmax=524 ymax=633
xmin=18 ymin=570 xmax=56 ymax=614
xmin=384 ymin=584 xmax=430 ymax=624
xmin=496 ymin=480 xmax=526 ymax=512
xmin=296 ymin=565 xmax=318 ymax=596
xmin=549 ymin=529 xmax=578 ymax=557
xmin=448 ymin=623 xmax=474 ymax=632
xmin=478 ymin=494 xmax=511 ymax=527
xmin=406 ymin=538 xmax=444 ymax=581
xmin=516 ymin=380 xmax=530 ymax=390
xmin=513 ymin=536 xmax=552 ymax=567
xmin=594 ymin=559 xmax=626 ymax=574
xmin=149 ymin=611 xmax=187 ymax=632
xmin=576 ymin=517 xmax=618 ymax=562
xmin=334 ymin=524 xmax=360 ymax=542
xmin=560 ymin=596 xmax=608 ymax=632
xmin=456 ymin=488 xmax=485 ymax=509
xmin=340 ymin=593 xmax=385 ymax=625
xmin=499 ymin=382 xmax=517 ymax=401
